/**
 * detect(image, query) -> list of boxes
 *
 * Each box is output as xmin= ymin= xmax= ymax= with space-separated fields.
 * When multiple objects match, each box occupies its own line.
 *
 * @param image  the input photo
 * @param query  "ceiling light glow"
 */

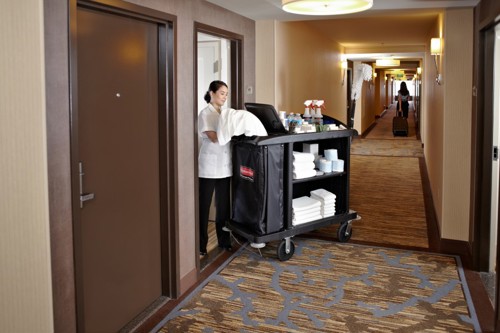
xmin=375 ymin=59 xmax=401 ymax=67
xmin=282 ymin=0 xmax=373 ymax=16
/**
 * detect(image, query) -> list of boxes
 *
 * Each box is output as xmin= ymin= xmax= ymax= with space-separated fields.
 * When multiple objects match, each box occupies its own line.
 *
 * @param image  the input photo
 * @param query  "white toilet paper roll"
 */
xmin=319 ymin=158 xmax=332 ymax=173
xmin=331 ymin=159 xmax=344 ymax=172
xmin=325 ymin=149 xmax=338 ymax=161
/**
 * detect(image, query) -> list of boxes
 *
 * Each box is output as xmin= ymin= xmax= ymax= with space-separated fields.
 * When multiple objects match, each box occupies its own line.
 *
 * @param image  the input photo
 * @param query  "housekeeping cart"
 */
xmin=227 ymin=119 xmax=358 ymax=261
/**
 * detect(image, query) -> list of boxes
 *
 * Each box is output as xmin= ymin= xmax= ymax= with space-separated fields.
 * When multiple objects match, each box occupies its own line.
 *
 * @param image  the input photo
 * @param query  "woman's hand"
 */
xmin=204 ymin=131 xmax=218 ymax=143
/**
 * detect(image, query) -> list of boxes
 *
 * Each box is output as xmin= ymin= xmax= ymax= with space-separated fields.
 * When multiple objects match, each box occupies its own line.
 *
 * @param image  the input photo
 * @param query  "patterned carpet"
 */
xmin=310 ymin=154 xmax=429 ymax=249
xmin=351 ymin=139 xmax=424 ymax=158
xmin=154 ymin=239 xmax=480 ymax=332
xmin=340 ymin=103 xmax=428 ymax=248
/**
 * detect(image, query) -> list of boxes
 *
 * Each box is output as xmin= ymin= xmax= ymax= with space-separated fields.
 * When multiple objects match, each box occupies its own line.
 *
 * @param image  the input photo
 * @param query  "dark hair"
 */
xmin=204 ymin=80 xmax=228 ymax=104
xmin=399 ymin=82 xmax=409 ymax=96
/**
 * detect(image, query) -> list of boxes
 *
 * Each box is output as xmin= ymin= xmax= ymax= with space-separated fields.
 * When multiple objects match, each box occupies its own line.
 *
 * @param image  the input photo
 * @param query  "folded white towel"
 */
xmin=292 ymin=196 xmax=321 ymax=212
xmin=293 ymin=210 xmax=322 ymax=221
xmin=293 ymin=206 xmax=321 ymax=217
xmin=312 ymin=198 xmax=336 ymax=207
xmin=311 ymin=193 xmax=336 ymax=202
xmin=293 ymin=161 xmax=316 ymax=171
xmin=322 ymin=212 xmax=335 ymax=218
xmin=293 ymin=169 xmax=317 ymax=179
xmin=293 ymin=151 xmax=315 ymax=162
xmin=321 ymin=208 xmax=336 ymax=215
xmin=292 ymin=214 xmax=323 ymax=226
xmin=310 ymin=189 xmax=336 ymax=200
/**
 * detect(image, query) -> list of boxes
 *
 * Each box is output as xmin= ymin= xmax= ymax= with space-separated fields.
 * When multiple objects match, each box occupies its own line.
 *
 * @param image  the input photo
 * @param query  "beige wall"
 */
xmin=255 ymin=20 xmax=276 ymax=104
xmin=423 ymin=9 xmax=473 ymax=241
xmin=257 ymin=20 xmax=347 ymax=122
xmin=423 ymin=14 xmax=445 ymax=233
xmin=1 ymin=0 xmax=54 ymax=332
xmin=441 ymin=8 xmax=473 ymax=240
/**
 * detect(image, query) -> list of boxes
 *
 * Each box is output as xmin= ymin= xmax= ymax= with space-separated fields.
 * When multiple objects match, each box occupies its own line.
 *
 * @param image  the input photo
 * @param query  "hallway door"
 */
xmin=490 ymin=22 xmax=500 ymax=272
xmin=75 ymin=6 xmax=162 ymax=332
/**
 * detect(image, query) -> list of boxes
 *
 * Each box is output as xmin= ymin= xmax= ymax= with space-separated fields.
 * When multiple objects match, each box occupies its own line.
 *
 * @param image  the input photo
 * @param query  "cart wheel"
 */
xmin=277 ymin=239 xmax=295 ymax=261
xmin=337 ymin=222 xmax=352 ymax=242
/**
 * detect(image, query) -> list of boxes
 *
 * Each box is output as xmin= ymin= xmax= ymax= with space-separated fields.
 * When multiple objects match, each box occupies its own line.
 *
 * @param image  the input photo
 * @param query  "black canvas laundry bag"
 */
xmin=231 ymin=142 xmax=284 ymax=235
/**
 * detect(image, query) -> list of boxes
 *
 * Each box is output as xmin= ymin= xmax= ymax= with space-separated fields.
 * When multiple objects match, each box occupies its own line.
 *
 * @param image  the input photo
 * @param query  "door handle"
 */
xmin=79 ymin=162 xmax=95 ymax=208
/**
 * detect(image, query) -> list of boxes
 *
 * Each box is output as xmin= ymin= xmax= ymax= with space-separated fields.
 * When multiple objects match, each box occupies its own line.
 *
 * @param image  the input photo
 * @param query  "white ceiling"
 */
xmin=205 ymin=0 xmax=479 ymax=65
xmin=206 ymin=0 xmax=479 ymax=22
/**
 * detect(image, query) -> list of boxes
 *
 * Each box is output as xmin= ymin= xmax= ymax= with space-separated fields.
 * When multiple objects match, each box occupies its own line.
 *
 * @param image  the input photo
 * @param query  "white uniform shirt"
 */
xmin=198 ymin=104 xmax=232 ymax=178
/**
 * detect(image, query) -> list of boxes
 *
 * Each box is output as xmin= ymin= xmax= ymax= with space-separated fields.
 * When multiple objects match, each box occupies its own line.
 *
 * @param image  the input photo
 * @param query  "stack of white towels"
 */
xmin=292 ymin=196 xmax=322 ymax=226
xmin=310 ymin=189 xmax=336 ymax=218
xmin=293 ymin=152 xmax=316 ymax=179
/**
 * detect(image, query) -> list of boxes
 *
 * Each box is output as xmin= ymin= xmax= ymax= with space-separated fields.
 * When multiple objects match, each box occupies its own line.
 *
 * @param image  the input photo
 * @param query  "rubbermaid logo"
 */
xmin=240 ymin=166 xmax=254 ymax=181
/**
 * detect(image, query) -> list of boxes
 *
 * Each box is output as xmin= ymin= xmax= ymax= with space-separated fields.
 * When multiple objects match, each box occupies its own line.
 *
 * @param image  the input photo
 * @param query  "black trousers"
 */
xmin=199 ymin=177 xmax=231 ymax=252
xmin=401 ymin=101 xmax=409 ymax=118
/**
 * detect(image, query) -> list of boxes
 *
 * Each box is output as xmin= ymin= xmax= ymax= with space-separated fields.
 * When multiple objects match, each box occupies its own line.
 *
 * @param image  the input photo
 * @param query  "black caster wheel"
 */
xmin=277 ymin=239 xmax=295 ymax=261
xmin=337 ymin=222 xmax=352 ymax=242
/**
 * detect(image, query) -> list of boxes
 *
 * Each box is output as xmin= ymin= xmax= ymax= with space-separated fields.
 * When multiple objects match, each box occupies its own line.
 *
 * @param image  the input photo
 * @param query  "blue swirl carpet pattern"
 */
xmin=154 ymin=239 xmax=480 ymax=332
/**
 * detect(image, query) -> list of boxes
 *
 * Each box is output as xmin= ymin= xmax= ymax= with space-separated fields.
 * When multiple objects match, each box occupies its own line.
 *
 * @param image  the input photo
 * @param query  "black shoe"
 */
xmin=218 ymin=245 xmax=232 ymax=252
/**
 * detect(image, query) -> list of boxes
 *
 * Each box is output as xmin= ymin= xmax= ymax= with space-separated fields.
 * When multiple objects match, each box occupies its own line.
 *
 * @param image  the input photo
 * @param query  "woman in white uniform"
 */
xmin=198 ymin=80 xmax=232 ymax=256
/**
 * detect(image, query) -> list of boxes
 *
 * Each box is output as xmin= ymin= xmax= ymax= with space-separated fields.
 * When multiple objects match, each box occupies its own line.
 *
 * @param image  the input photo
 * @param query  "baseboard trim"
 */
xmin=418 ymin=157 xmax=474 ymax=269
xmin=439 ymin=238 xmax=473 ymax=269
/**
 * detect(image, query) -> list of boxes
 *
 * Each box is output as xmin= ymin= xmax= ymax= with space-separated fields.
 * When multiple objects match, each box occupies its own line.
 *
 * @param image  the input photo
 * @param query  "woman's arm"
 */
xmin=204 ymin=130 xmax=218 ymax=143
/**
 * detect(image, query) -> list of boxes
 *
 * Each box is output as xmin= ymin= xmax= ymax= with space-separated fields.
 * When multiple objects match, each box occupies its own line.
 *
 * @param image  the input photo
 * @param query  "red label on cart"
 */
xmin=240 ymin=166 xmax=254 ymax=181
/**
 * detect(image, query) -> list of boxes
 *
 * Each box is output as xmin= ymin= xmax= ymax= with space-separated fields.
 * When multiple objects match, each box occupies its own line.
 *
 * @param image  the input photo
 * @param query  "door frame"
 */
xmin=470 ymin=11 xmax=500 ymax=331
xmin=193 ymin=23 xmax=243 ymax=268
xmin=194 ymin=23 xmax=244 ymax=111
xmin=68 ymin=0 xmax=178 ymax=330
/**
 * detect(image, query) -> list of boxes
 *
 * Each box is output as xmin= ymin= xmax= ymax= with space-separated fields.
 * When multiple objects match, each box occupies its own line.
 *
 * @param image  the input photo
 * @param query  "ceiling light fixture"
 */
xmin=375 ymin=59 xmax=400 ymax=67
xmin=282 ymin=0 xmax=373 ymax=16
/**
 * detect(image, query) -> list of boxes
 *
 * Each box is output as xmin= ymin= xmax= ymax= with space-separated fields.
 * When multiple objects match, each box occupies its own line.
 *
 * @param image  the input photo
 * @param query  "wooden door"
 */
xmin=76 ymin=6 xmax=162 ymax=332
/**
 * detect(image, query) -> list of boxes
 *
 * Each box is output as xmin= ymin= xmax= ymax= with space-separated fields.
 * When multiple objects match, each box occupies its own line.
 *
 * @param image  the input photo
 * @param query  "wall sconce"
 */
xmin=341 ymin=58 xmax=348 ymax=86
xmin=373 ymin=72 xmax=377 ymax=79
xmin=430 ymin=38 xmax=442 ymax=85
xmin=417 ymin=67 xmax=422 ymax=75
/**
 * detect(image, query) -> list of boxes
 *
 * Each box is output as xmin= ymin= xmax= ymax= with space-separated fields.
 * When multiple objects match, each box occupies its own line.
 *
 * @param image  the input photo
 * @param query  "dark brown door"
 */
xmin=76 ymin=6 xmax=162 ymax=332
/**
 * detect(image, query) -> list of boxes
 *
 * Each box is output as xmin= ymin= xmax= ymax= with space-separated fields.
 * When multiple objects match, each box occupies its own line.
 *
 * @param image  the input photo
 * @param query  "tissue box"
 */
xmin=303 ymin=143 xmax=319 ymax=156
